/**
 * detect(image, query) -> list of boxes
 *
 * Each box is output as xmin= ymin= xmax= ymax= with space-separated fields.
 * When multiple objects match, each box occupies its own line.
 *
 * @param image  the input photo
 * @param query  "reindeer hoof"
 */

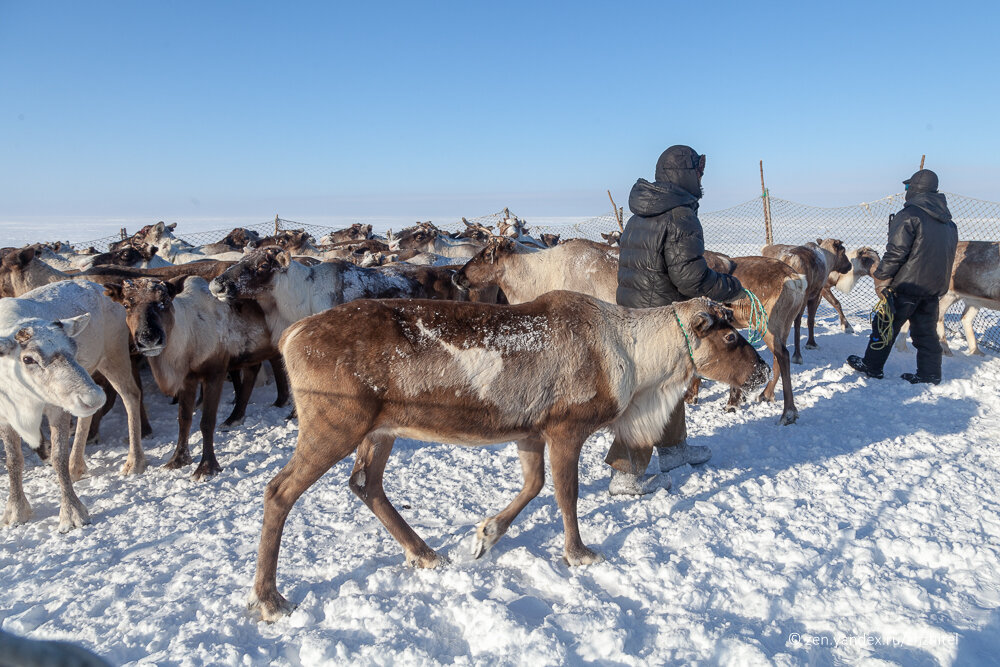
xmin=563 ymin=546 xmax=604 ymax=567
xmin=192 ymin=460 xmax=223 ymax=481
xmin=805 ymin=342 xmax=819 ymax=350
xmin=723 ymin=404 xmax=737 ymax=413
xmin=141 ymin=423 xmax=154 ymax=438
xmin=844 ymin=324 xmax=855 ymax=334
xmin=248 ymin=590 xmax=295 ymax=623
xmin=219 ymin=418 xmax=244 ymax=432
xmin=57 ymin=499 xmax=91 ymax=533
xmin=970 ymin=348 xmax=985 ymax=357
xmin=164 ymin=453 xmax=193 ymax=470
xmin=757 ymin=393 xmax=775 ymax=404
xmin=685 ymin=396 xmax=699 ymax=406
xmin=69 ymin=464 xmax=88 ymax=482
xmin=791 ymin=354 xmax=803 ymax=365
xmin=779 ymin=410 xmax=799 ymax=426
xmin=120 ymin=457 xmax=147 ymax=476
xmin=405 ymin=547 xmax=443 ymax=569
xmin=472 ymin=518 xmax=503 ymax=559
xmin=2 ymin=500 xmax=33 ymax=527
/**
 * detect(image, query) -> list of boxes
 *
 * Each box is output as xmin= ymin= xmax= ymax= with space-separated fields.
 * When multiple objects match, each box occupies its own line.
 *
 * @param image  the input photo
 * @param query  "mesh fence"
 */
xmin=67 ymin=192 xmax=999 ymax=352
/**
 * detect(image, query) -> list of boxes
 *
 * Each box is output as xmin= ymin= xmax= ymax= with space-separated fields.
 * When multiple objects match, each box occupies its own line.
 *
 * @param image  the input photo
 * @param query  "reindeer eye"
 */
xmin=22 ymin=356 xmax=37 ymax=365
xmin=724 ymin=332 xmax=738 ymax=345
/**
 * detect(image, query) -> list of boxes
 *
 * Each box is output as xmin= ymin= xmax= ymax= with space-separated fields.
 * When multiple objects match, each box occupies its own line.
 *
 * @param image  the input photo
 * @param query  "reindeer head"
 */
xmin=451 ymin=237 xmax=518 ymax=292
xmin=818 ymin=238 xmax=852 ymax=274
xmin=0 ymin=246 xmax=46 ymax=298
xmin=0 ymin=315 xmax=105 ymax=420
xmin=209 ymin=246 xmax=290 ymax=302
xmin=105 ymin=277 xmax=186 ymax=356
xmin=676 ymin=298 xmax=770 ymax=394
xmin=601 ymin=231 xmax=621 ymax=246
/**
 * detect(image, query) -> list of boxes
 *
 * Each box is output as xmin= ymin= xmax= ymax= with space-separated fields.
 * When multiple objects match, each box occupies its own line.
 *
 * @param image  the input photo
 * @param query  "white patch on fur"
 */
xmin=612 ymin=382 xmax=687 ymax=449
xmin=415 ymin=320 xmax=503 ymax=399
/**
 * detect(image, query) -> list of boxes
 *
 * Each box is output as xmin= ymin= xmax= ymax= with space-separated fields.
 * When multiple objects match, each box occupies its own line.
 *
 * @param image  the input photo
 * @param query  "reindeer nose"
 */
xmin=210 ymin=278 xmax=234 ymax=300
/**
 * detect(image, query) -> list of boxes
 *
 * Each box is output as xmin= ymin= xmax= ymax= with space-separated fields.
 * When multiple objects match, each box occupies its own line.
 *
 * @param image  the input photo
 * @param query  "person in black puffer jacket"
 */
xmin=847 ymin=169 xmax=958 ymax=384
xmin=606 ymin=145 xmax=744 ymax=497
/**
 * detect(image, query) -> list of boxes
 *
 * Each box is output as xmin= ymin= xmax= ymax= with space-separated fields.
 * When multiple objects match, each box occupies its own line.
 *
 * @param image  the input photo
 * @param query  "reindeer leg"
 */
xmin=102 ymin=351 xmax=146 ymax=476
xmin=350 ymin=433 xmax=440 ymax=567
xmin=48 ymin=408 xmax=90 ymax=532
xmin=791 ymin=306 xmax=804 ymax=364
xmin=935 ymin=291 xmax=961 ymax=357
xmin=684 ymin=377 xmax=701 ymax=406
xmin=962 ymin=304 xmax=983 ymax=356
xmin=804 ymin=297 xmax=820 ymax=349
xmin=2 ymin=423 xmax=32 ymax=526
xmin=725 ymin=386 xmax=743 ymax=413
xmin=86 ymin=374 xmax=116 ymax=445
xmin=771 ymin=335 xmax=797 ymax=425
xmin=192 ymin=373 xmax=225 ymax=480
xmin=822 ymin=286 xmax=853 ymax=333
xmin=69 ymin=414 xmax=94 ymax=482
xmin=548 ymin=430 xmax=602 ymax=566
xmin=270 ymin=356 xmax=290 ymax=408
xmin=131 ymin=354 xmax=152 ymax=438
xmin=250 ymin=431 xmax=355 ymax=622
xmin=222 ymin=364 xmax=258 ymax=429
xmin=473 ymin=437 xmax=545 ymax=558
xmin=165 ymin=377 xmax=197 ymax=469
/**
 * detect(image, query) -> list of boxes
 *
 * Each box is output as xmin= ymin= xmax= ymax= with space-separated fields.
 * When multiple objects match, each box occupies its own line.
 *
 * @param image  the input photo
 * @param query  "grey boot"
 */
xmin=657 ymin=442 xmax=712 ymax=472
xmin=608 ymin=470 xmax=670 ymax=496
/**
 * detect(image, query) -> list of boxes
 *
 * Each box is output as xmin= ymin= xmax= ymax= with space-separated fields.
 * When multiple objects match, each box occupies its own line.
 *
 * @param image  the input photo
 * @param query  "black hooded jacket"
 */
xmin=616 ymin=149 xmax=742 ymax=308
xmin=874 ymin=191 xmax=958 ymax=297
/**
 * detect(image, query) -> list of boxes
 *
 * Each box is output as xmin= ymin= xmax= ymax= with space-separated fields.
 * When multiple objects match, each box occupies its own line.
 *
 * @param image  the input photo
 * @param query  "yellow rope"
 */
xmin=869 ymin=294 xmax=894 ymax=350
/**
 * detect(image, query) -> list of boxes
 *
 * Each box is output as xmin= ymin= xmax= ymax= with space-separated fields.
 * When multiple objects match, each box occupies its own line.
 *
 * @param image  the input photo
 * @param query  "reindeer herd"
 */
xmin=1 ymin=215 xmax=998 ymax=622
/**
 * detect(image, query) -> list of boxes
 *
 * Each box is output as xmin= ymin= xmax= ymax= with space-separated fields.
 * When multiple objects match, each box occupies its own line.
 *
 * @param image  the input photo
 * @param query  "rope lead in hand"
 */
xmin=869 ymin=292 xmax=895 ymax=351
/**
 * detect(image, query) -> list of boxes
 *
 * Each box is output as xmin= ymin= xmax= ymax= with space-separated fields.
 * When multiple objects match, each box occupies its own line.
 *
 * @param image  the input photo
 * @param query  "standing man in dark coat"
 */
xmin=847 ymin=169 xmax=958 ymax=384
xmin=606 ymin=145 xmax=745 ymax=496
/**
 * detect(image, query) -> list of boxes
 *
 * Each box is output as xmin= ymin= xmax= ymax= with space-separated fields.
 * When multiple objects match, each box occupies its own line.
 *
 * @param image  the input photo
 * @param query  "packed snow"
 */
xmin=2 ymin=308 xmax=999 ymax=666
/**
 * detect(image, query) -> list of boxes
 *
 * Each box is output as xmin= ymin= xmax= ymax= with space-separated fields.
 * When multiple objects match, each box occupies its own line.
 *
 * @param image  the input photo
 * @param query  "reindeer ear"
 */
xmin=275 ymin=250 xmax=292 ymax=268
xmin=167 ymin=222 xmax=177 ymax=231
xmin=690 ymin=310 xmax=716 ymax=337
xmin=57 ymin=313 xmax=91 ymax=338
xmin=10 ymin=246 xmax=37 ymax=268
xmin=0 ymin=335 xmax=14 ymax=356
xmin=103 ymin=283 xmax=124 ymax=302
xmin=816 ymin=237 xmax=823 ymax=245
xmin=165 ymin=276 xmax=187 ymax=297
xmin=154 ymin=222 xmax=166 ymax=233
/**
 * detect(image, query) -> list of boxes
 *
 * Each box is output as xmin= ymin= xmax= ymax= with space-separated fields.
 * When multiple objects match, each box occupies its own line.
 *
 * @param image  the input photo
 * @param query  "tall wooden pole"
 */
xmin=919 ymin=154 xmax=926 ymax=170
xmin=760 ymin=160 xmax=773 ymax=246
xmin=607 ymin=190 xmax=624 ymax=232
xmin=274 ymin=214 xmax=280 ymax=235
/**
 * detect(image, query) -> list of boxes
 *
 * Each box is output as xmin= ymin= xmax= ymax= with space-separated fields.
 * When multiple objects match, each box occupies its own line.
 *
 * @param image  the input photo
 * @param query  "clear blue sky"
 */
xmin=2 ymin=0 xmax=999 ymax=230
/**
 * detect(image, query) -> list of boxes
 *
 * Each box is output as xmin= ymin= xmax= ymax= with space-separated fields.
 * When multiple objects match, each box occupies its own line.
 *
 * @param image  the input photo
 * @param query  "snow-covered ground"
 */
xmin=2 ymin=311 xmax=999 ymax=666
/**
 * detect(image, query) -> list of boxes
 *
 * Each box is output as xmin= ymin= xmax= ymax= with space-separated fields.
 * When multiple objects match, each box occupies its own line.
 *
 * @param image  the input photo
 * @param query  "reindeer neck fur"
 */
xmin=834 ymin=249 xmax=862 ymax=294
xmin=0 ymin=361 xmax=46 ymax=446
xmin=606 ymin=304 xmax=696 ymax=449
xmin=265 ymin=260 xmax=342 ymax=345
xmin=147 ymin=281 xmax=230 ymax=394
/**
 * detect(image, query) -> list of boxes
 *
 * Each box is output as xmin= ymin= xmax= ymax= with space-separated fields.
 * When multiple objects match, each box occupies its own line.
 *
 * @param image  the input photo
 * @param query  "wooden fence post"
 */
xmin=760 ymin=160 xmax=773 ymax=246
xmin=274 ymin=215 xmax=280 ymax=235
xmin=607 ymin=190 xmax=624 ymax=232
xmin=919 ymin=154 xmax=926 ymax=170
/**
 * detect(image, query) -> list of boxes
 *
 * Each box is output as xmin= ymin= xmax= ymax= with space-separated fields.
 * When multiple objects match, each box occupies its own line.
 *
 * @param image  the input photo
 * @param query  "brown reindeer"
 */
xmin=684 ymin=257 xmax=807 ymax=424
xmin=248 ymin=293 xmax=770 ymax=621
xmin=200 ymin=227 xmax=262 ymax=255
xmin=106 ymin=277 xmax=278 ymax=479
xmin=318 ymin=223 xmax=373 ymax=245
xmin=761 ymin=239 xmax=852 ymax=363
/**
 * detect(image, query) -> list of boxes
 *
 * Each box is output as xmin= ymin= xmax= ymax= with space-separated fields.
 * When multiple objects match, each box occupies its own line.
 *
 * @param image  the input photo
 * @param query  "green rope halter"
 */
xmin=743 ymin=288 xmax=769 ymax=345
xmin=673 ymin=308 xmax=697 ymax=369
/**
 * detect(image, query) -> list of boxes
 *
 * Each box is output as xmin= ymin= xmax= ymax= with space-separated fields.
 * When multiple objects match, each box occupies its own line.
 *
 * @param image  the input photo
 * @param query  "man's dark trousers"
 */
xmin=862 ymin=294 xmax=943 ymax=378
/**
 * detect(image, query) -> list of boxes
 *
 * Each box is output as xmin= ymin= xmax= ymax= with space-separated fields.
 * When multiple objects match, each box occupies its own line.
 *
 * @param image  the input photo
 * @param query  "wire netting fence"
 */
xmin=68 ymin=191 xmax=1000 ymax=352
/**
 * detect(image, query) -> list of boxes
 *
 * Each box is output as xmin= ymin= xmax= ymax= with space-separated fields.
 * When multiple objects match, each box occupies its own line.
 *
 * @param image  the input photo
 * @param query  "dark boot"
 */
xmin=846 ymin=355 xmax=883 ymax=379
xmin=901 ymin=372 xmax=941 ymax=385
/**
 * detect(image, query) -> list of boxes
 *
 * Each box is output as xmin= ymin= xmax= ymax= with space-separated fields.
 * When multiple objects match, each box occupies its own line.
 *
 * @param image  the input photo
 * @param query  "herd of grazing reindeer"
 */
xmin=1 ymin=215 xmax=998 ymax=621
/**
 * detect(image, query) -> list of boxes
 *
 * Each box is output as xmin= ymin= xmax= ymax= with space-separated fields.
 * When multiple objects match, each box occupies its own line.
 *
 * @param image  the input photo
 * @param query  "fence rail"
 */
xmin=67 ymin=190 xmax=1000 ymax=352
